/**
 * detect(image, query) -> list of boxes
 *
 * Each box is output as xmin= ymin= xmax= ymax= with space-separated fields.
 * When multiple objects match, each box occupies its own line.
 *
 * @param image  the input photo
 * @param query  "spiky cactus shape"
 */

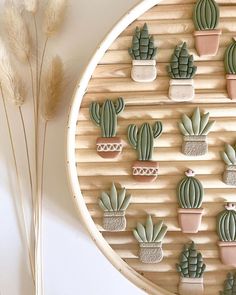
xmin=178 ymin=170 xmax=204 ymax=209
xmin=167 ymin=42 xmax=197 ymax=79
xmin=221 ymin=144 xmax=236 ymax=166
xmin=128 ymin=122 xmax=163 ymax=161
xmin=220 ymin=273 xmax=236 ymax=295
xmin=225 ymin=39 xmax=236 ymax=75
xmin=217 ymin=204 xmax=236 ymax=242
xmin=177 ymin=242 xmax=206 ymax=278
xmin=128 ymin=23 xmax=157 ymax=60
xmin=193 ymin=0 xmax=220 ymax=31
xmin=89 ymin=98 xmax=125 ymax=137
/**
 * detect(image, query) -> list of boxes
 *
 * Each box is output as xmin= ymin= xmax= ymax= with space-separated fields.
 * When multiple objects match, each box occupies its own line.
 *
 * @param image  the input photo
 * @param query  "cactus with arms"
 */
xmin=220 ymin=273 xmax=236 ymax=295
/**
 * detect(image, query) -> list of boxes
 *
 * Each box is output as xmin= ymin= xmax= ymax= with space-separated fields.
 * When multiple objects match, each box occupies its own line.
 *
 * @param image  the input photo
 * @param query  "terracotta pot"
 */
xmin=103 ymin=211 xmax=126 ymax=232
xmin=96 ymin=137 xmax=122 ymax=159
xmin=139 ymin=242 xmax=163 ymax=264
xmin=132 ymin=161 xmax=159 ymax=182
xmin=194 ymin=29 xmax=222 ymax=56
xmin=169 ymin=79 xmax=194 ymax=101
xmin=218 ymin=241 xmax=236 ymax=266
xmin=182 ymin=135 xmax=207 ymax=156
xmin=223 ymin=165 xmax=236 ymax=186
xmin=178 ymin=208 xmax=204 ymax=233
xmin=179 ymin=277 xmax=204 ymax=295
xmin=226 ymin=74 xmax=236 ymax=100
xmin=131 ymin=60 xmax=157 ymax=82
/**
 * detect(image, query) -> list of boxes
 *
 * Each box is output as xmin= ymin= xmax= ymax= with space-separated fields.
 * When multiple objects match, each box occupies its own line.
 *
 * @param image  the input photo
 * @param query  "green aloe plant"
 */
xmin=217 ymin=204 xmax=236 ymax=242
xmin=133 ymin=215 xmax=168 ymax=243
xmin=176 ymin=241 xmax=206 ymax=278
xmin=128 ymin=23 xmax=157 ymax=60
xmin=128 ymin=122 xmax=163 ymax=161
xmin=89 ymin=97 xmax=125 ymax=137
xmin=179 ymin=107 xmax=215 ymax=136
xmin=220 ymin=273 xmax=236 ymax=295
xmin=225 ymin=39 xmax=236 ymax=75
xmin=221 ymin=144 xmax=236 ymax=166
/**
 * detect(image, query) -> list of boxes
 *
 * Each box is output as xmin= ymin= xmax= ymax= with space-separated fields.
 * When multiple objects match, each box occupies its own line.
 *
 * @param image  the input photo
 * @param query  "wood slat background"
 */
xmin=75 ymin=1 xmax=236 ymax=294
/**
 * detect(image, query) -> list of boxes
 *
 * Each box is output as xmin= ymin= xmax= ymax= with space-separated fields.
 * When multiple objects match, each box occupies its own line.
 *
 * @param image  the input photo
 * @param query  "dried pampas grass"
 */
xmin=24 ymin=0 xmax=38 ymax=14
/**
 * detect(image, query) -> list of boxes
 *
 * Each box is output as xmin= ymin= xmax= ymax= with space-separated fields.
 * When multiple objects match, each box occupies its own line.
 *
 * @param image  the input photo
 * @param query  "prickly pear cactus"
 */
xmin=217 ymin=203 xmax=236 ymax=242
xmin=225 ymin=38 xmax=236 ymax=75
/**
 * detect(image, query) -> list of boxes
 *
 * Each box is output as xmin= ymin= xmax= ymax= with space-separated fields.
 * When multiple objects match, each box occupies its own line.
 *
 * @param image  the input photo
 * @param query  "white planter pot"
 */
xmin=139 ymin=242 xmax=163 ymax=264
xmin=223 ymin=165 xmax=236 ymax=186
xmin=131 ymin=60 xmax=157 ymax=82
xmin=169 ymin=79 xmax=194 ymax=101
xmin=179 ymin=277 xmax=204 ymax=295
xmin=103 ymin=211 xmax=126 ymax=231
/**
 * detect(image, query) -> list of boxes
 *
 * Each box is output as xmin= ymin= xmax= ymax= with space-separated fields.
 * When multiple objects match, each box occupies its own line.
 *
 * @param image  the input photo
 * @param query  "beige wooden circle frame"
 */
xmin=66 ymin=1 xmax=174 ymax=294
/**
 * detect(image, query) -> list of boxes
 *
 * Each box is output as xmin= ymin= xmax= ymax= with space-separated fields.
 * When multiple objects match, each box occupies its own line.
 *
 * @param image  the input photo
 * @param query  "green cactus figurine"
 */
xmin=221 ymin=144 xmax=236 ymax=186
xmin=220 ymin=273 xmax=236 ymax=295
xmin=225 ymin=38 xmax=236 ymax=100
xmin=89 ymin=97 xmax=125 ymax=159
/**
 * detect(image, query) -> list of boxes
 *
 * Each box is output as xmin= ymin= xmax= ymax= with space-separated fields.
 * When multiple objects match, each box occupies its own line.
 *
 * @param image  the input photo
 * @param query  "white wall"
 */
xmin=0 ymin=0 xmax=147 ymax=294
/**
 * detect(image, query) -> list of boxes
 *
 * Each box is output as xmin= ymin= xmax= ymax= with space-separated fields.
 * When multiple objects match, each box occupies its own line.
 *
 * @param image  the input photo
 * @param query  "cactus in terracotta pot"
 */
xmin=129 ymin=23 xmax=158 ymax=82
xmin=179 ymin=107 xmax=215 ymax=156
xmin=177 ymin=170 xmax=204 ymax=233
xmin=221 ymin=144 xmax=236 ymax=186
xmin=217 ymin=203 xmax=236 ymax=266
xmin=225 ymin=38 xmax=236 ymax=100
xmin=89 ymin=97 xmax=125 ymax=158
xmin=220 ymin=272 xmax=236 ymax=295
xmin=128 ymin=122 xmax=163 ymax=182
xmin=99 ymin=183 xmax=131 ymax=231
xmin=167 ymin=42 xmax=197 ymax=101
xmin=177 ymin=242 xmax=206 ymax=295
xmin=193 ymin=0 xmax=221 ymax=56
xmin=133 ymin=215 xmax=168 ymax=264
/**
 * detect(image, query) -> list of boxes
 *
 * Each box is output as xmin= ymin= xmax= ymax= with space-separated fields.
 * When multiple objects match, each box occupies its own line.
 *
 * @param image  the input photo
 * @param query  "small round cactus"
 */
xmin=217 ymin=203 xmax=236 ymax=242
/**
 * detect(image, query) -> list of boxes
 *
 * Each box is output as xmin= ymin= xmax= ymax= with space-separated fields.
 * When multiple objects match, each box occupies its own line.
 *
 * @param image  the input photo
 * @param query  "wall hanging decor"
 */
xmin=221 ymin=144 xmax=236 ymax=186
xmin=220 ymin=272 xmax=236 ymax=295
xmin=133 ymin=215 xmax=168 ymax=264
xmin=217 ymin=203 xmax=236 ymax=266
xmin=98 ymin=183 xmax=131 ymax=231
xmin=177 ymin=241 xmax=206 ymax=295
xmin=225 ymin=38 xmax=236 ymax=100
xmin=179 ymin=107 xmax=215 ymax=156
xmin=177 ymin=169 xmax=204 ymax=233
xmin=168 ymin=42 xmax=197 ymax=102
xmin=89 ymin=97 xmax=125 ymax=159
xmin=129 ymin=23 xmax=157 ymax=82
xmin=193 ymin=0 xmax=221 ymax=57
xmin=127 ymin=122 xmax=163 ymax=182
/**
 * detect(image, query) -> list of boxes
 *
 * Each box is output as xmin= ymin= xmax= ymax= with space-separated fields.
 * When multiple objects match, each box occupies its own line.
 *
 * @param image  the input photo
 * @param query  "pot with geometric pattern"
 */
xmin=96 ymin=137 xmax=122 ymax=159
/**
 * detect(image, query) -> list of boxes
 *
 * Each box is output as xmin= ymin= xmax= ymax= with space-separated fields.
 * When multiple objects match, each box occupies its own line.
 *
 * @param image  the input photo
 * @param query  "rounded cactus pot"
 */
xmin=96 ymin=137 xmax=122 ymax=159
xmin=194 ymin=30 xmax=222 ymax=57
xmin=131 ymin=60 xmax=157 ymax=83
xmin=178 ymin=208 xmax=204 ymax=233
xmin=103 ymin=211 xmax=126 ymax=231
xmin=218 ymin=241 xmax=236 ymax=266
xmin=139 ymin=242 xmax=163 ymax=264
xmin=226 ymin=75 xmax=236 ymax=100
xmin=179 ymin=277 xmax=204 ymax=295
xmin=223 ymin=165 xmax=236 ymax=186
xmin=169 ymin=79 xmax=194 ymax=101
xmin=182 ymin=135 xmax=207 ymax=156
xmin=132 ymin=161 xmax=159 ymax=182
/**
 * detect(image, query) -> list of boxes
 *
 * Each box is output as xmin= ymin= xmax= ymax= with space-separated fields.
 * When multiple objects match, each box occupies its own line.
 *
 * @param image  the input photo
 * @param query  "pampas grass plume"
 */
xmin=24 ymin=0 xmax=38 ymax=14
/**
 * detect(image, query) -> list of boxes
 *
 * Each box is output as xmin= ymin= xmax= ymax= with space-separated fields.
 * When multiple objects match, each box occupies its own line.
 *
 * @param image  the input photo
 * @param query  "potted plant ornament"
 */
xmin=193 ymin=0 xmax=221 ymax=56
xmin=167 ymin=42 xmax=197 ymax=101
xmin=217 ymin=203 xmax=236 ymax=266
xmin=225 ymin=38 xmax=236 ymax=100
xmin=221 ymin=144 xmax=236 ymax=186
xmin=128 ymin=23 xmax=157 ymax=82
xmin=177 ymin=170 xmax=204 ymax=233
xmin=220 ymin=272 xmax=236 ymax=295
xmin=127 ymin=121 xmax=163 ymax=182
xmin=133 ymin=215 xmax=168 ymax=264
xmin=177 ymin=242 xmax=206 ymax=295
xmin=89 ymin=97 xmax=125 ymax=159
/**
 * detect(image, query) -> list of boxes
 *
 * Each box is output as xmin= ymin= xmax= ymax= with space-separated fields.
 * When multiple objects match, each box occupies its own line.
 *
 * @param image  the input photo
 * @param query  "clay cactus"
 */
xmin=225 ymin=38 xmax=236 ymax=99
xmin=133 ymin=215 xmax=168 ymax=264
xmin=99 ymin=183 xmax=131 ymax=231
xmin=221 ymin=144 xmax=236 ymax=186
xmin=220 ymin=273 xmax=236 ymax=295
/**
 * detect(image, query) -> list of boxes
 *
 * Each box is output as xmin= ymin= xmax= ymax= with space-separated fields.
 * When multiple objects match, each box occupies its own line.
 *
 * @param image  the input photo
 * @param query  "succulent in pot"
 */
xmin=177 ymin=241 xmax=206 ymax=295
xmin=217 ymin=203 xmax=236 ymax=266
xmin=221 ymin=144 xmax=236 ymax=186
xmin=133 ymin=215 xmax=168 ymax=264
xmin=177 ymin=170 xmax=204 ymax=233
xmin=99 ymin=183 xmax=131 ymax=231
xmin=127 ymin=121 xmax=163 ymax=182
xmin=220 ymin=272 xmax=236 ymax=295
xmin=89 ymin=97 xmax=125 ymax=158
xmin=128 ymin=23 xmax=157 ymax=82
xmin=179 ymin=107 xmax=215 ymax=156
xmin=167 ymin=42 xmax=197 ymax=101
xmin=225 ymin=38 xmax=236 ymax=100
xmin=193 ymin=0 xmax=221 ymax=56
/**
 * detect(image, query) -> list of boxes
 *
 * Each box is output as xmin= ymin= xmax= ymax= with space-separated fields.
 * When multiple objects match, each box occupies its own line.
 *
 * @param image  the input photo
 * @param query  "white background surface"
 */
xmin=0 ymin=0 xmax=148 ymax=294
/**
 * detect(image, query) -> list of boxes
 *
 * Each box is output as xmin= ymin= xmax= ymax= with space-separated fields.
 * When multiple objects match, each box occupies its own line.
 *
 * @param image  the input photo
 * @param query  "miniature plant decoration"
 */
xmin=167 ymin=42 xmax=197 ymax=101
xmin=193 ymin=0 xmax=221 ymax=56
xmin=179 ymin=107 xmax=215 ymax=156
xmin=177 ymin=170 xmax=204 ymax=233
xmin=99 ymin=183 xmax=131 ymax=231
xmin=177 ymin=241 xmax=206 ymax=295
xmin=128 ymin=23 xmax=157 ymax=82
xmin=127 ymin=121 xmax=163 ymax=182
xmin=220 ymin=272 xmax=236 ymax=295
xmin=221 ymin=144 xmax=236 ymax=186
xmin=225 ymin=38 xmax=236 ymax=100
xmin=133 ymin=215 xmax=168 ymax=264
xmin=90 ymin=97 xmax=125 ymax=159
xmin=217 ymin=203 xmax=236 ymax=266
